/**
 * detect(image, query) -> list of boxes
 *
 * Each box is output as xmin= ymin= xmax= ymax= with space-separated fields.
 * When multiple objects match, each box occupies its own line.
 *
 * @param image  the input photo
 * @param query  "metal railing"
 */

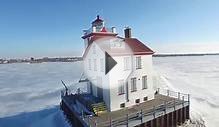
xmin=82 ymin=89 xmax=190 ymax=127
xmin=158 ymin=88 xmax=190 ymax=102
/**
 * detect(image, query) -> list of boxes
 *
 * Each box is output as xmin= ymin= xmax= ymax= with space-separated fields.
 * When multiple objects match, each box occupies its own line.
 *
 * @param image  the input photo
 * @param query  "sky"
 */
xmin=0 ymin=0 xmax=219 ymax=58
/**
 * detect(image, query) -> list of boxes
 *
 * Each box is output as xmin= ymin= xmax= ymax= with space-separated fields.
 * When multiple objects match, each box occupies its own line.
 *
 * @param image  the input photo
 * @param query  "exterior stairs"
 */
xmin=91 ymin=102 xmax=107 ymax=116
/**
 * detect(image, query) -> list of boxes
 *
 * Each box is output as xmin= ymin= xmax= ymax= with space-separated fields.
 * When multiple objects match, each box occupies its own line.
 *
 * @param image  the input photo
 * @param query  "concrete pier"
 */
xmin=135 ymin=106 xmax=190 ymax=127
xmin=60 ymin=92 xmax=190 ymax=127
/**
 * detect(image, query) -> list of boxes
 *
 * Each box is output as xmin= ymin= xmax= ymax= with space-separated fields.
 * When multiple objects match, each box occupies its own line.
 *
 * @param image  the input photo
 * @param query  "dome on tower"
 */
xmin=92 ymin=15 xmax=103 ymax=24
xmin=92 ymin=15 xmax=104 ymax=30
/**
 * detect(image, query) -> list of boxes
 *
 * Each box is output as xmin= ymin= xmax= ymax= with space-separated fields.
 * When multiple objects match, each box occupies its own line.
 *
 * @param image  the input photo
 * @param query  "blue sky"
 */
xmin=0 ymin=0 xmax=219 ymax=58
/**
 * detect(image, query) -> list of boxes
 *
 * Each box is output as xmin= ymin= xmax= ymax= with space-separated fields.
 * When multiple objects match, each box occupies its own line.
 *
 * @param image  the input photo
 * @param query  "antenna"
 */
xmin=61 ymin=80 xmax=68 ymax=95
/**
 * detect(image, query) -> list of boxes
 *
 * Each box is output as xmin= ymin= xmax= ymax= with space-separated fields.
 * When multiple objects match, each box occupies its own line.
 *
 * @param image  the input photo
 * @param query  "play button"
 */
xmin=105 ymin=52 xmax=117 ymax=75
xmin=83 ymin=37 xmax=133 ymax=89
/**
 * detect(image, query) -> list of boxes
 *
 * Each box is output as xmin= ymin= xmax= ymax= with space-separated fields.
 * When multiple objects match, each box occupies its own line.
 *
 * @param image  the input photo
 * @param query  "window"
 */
xmin=143 ymin=97 xmax=148 ymax=101
xmin=110 ymin=41 xmax=122 ymax=48
xmin=88 ymin=59 xmax=91 ymax=70
xmin=93 ymin=45 xmax=96 ymax=54
xmin=100 ymin=58 xmax=104 ymax=72
xmin=135 ymin=99 xmax=140 ymax=104
xmin=118 ymin=80 xmax=125 ymax=95
xmin=131 ymin=78 xmax=137 ymax=92
xmin=124 ymin=57 xmax=130 ymax=70
xmin=142 ymin=75 xmax=147 ymax=89
xmin=120 ymin=103 xmax=125 ymax=108
xmin=93 ymin=59 xmax=97 ymax=71
xmin=136 ymin=56 xmax=142 ymax=69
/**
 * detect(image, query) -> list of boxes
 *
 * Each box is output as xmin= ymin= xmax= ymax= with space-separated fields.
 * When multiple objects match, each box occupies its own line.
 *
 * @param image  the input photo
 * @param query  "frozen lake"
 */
xmin=153 ymin=55 xmax=219 ymax=127
xmin=0 ymin=55 xmax=219 ymax=127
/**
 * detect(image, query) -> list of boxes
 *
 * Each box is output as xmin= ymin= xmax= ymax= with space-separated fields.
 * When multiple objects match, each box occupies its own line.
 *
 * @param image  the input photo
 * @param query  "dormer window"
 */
xmin=110 ymin=41 xmax=122 ymax=48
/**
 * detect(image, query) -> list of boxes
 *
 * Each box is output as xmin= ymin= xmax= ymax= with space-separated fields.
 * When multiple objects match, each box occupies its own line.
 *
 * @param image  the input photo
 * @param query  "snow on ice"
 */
xmin=0 ymin=55 xmax=219 ymax=127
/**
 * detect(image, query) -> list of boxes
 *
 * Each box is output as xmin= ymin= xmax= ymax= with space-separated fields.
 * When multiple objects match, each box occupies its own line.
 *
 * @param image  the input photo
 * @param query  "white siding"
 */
xmin=109 ymin=55 xmax=154 ymax=111
xmin=83 ymin=42 xmax=111 ymax=110
xmin=83 ymin=41 xmax=154 ymax=112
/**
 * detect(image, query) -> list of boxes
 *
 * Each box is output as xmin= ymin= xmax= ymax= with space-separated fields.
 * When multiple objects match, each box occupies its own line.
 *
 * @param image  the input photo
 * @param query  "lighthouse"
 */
xmin=82 ymin=15 xmax=155 ymax=112
xmin=60 ymin=15 xmax=190 ymax=127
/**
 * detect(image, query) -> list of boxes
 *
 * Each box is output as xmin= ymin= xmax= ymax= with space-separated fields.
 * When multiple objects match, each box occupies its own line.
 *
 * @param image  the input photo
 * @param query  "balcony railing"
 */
xmin=61 ymin=87 xmax=190 ymax=127
xmin=82 ymin=89 xmax=190 ymax=127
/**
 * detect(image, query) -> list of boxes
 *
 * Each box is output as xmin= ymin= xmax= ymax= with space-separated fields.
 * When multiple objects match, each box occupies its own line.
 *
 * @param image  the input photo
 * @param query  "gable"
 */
xmin=83 ymin=36 xmax=154 ymax=58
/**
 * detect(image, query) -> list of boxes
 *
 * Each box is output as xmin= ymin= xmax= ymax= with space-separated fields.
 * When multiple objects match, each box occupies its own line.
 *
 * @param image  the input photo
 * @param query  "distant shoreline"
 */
xmin=153 ymin=53 xmax=219 ymax=57
xmin=1 ymin=53 xmax=219 ymax=64
xmin=0 ymin=57 xmax=82 ymax=64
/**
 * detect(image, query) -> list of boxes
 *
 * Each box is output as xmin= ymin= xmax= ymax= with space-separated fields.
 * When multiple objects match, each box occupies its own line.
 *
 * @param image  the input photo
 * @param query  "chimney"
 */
xmin=124 ymin=27 xmax=131 ymax=38
xmin=111 ymin=27 xmax=116 ymax=33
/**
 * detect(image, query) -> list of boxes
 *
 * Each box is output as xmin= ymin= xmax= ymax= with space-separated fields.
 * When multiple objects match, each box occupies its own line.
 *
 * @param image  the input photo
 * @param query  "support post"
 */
xmin=150 ymin=119 xmax=153 ymax=127
xmin=88 ymin=116 xmax=90 ymax=126
xmin=95 ymin=120 xmax=97 ymax=127
xmin=186 ymin=106 xmax=190 ymax=120
xmin=182 ymin=96 xmax=184 ymax=105
xmin=167 ymin=113 xmax=170 ymax=127
xmin=164 ymin=101 xmax=167 ymax=114
xmin=140 ymin=109 xmax=143 ymax=123
xmin=153 ymin=106 xmax=156 ymax=119
xmin=82 ymin=110 xmax=84 ymax=120
xmin=126 ymin=114 xmax=129 ymax=127
xmin=188 ymin=94 xmax=190 ymax=102
xmin=180 ymin=108 xmax=183 ymax=125
xmin=174 ymin=111 xmax=177 ymax=127
xmin=171 ymin=112 xmax=174 ymax=127
xmin=110 ymin=116 xmax=112 ymax=127
xmin=178 ymin=92 xmax=180 ymax=99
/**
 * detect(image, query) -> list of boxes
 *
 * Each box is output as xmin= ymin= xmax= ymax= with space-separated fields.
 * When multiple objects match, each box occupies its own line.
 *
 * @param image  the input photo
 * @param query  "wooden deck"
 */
xmin=85 ymin=94 xmax=189 ymax=127
xmin=61 ymin=89 xmax=190 ymax=127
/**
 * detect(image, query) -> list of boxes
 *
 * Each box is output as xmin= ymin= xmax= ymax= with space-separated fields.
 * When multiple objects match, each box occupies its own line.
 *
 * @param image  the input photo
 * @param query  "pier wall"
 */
xmin=136 ymin=105 xmax=190 ymax=127
xmin=60 ymin=100 xmax=84 ymax=127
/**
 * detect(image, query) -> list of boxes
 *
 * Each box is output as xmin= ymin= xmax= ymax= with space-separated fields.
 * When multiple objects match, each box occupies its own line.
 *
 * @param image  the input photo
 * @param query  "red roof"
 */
xmin=101 ymin=27 xmax=107 ymax=32
xmin=82 ymin=36 xmax=154 ymax=58
xmin=124 ymin=38 xmax=154 ymax=55
xmin=82 ymin=32 xmax=117 ymax=39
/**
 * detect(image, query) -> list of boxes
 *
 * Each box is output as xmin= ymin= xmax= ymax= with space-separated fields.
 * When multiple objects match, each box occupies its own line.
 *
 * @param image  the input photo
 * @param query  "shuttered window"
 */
xmin=118 ymin=80 xmax=125 ymax=95
xmin=142 ymin=75 xmax=147 ymax=89
xmin=124 ymin=57 xmax=130 ymax=70
xmin=136 ymin=56 xmax=142 ymax=69
xmin=131 ymin=77 xmax=137 ymax=92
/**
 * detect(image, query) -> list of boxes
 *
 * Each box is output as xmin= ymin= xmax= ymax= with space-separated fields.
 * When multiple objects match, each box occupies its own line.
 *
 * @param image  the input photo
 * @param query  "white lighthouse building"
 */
xmin=82 ymin=15 xmax=155 ymax=112
xmin=61 ymin=15 xmax=190 ymax=127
